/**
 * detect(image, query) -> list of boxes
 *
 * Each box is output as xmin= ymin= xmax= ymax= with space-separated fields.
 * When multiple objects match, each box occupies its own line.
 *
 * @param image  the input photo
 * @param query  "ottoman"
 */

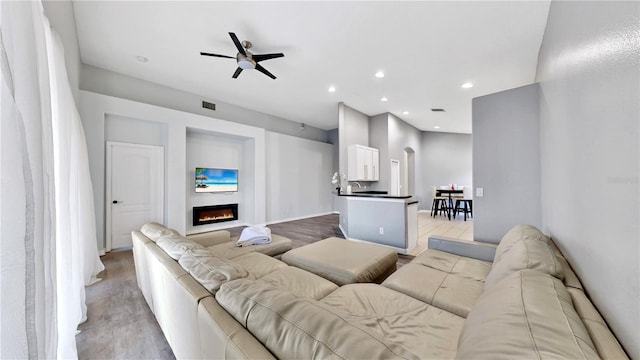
xmin=281 ymin=237 xmax=398 ymax=286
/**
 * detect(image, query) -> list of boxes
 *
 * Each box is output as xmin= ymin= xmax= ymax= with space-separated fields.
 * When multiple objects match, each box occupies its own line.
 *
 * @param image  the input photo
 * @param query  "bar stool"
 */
xmin=454 ymin=186 xmax=473 ymax=221
xmin=431 ymin=186 xmax=450 ymax=218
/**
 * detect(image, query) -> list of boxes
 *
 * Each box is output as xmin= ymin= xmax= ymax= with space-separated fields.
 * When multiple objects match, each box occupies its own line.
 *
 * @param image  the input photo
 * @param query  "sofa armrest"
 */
xmin=187 ymin=230 xmax=231 ymax=247
xmin=428 ymin=236 xmax=497 ymax=262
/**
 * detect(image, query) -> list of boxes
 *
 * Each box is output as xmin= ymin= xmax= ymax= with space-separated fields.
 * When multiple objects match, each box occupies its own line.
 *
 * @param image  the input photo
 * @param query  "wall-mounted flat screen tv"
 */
xmin=195 ymin=168 xmax=238 ymax=193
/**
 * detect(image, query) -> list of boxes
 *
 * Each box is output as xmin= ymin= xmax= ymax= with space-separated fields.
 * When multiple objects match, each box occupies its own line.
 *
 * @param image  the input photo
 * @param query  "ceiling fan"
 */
xmin=200 ymin=32 xmax=285 ymax=79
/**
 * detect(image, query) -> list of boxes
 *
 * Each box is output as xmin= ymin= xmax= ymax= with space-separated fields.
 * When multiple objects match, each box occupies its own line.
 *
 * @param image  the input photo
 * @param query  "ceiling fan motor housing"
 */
xmin=237 ymin=53 xmax=256 ymax=69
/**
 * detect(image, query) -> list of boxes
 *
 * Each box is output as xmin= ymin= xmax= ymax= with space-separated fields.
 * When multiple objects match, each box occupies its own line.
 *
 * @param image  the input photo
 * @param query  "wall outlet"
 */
xmin=379 ymin=227 xmax=384 ymax=235
xmin=476 ymin=187 xmax=484 ymax=197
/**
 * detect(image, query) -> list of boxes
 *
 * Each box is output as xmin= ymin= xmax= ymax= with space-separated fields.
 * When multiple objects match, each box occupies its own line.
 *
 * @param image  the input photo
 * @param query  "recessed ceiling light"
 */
xmin=136 ymin=56 xmax=149 ymax=63
xmin=381 ymin=97 xmax=388 ymax=102
xmin=403 ymin=111 xmax=409 ymax=115
xmin=328 ymin=86 xmax=336 ymax=93
xmin=375 ymin=71 xmax=385 ymax=78
xmin=461 ymin=82 xmax=473 ymax=89
xmin=434 ymin=126 xmax=440 ymax=129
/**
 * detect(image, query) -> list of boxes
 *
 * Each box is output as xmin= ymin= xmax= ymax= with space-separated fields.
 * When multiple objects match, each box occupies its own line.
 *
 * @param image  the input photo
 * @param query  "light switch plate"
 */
xmin=476 ymin=187 xmax=484 ymax=197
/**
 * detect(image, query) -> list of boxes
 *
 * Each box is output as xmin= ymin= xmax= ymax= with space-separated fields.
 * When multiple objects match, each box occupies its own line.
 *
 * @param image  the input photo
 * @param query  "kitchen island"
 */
xmin=337 ymin=192 xmax=418 ymax=254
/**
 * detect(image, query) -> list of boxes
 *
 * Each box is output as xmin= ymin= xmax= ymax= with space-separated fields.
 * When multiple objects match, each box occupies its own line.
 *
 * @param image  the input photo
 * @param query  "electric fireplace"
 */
xmin=193 ymin=204 xmax=238 ymax=226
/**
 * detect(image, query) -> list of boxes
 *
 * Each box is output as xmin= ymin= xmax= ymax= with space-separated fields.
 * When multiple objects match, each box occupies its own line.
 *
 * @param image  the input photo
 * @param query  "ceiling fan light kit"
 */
xmin=201 ymin=32 xmax=284 ymax=79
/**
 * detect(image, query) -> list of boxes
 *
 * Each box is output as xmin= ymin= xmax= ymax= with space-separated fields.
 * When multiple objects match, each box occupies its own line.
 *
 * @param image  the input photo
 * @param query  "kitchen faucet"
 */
xmin=353 ymin=182 xmax=362 ymax=188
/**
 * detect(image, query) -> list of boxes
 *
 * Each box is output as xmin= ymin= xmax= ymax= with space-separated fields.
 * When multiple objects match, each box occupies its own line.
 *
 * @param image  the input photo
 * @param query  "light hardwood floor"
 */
xmin=78 ymin=212 xmax=471 ymax=358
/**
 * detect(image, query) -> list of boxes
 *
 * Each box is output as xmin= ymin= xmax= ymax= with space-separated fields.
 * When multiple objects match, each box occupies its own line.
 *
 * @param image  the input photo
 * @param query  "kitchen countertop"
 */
xmin=337 ymin=192 xmax=413 ymax=199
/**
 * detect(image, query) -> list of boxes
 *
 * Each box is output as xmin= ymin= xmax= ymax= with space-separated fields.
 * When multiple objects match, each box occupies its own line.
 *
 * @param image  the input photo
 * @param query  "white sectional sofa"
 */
xmin=132 ymin=223 xmax=628 ymax=359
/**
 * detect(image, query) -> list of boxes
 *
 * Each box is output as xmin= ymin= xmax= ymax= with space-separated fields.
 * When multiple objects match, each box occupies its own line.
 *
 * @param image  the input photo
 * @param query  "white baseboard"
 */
xmin=98 ymin=249 xmax=106 ymax=256
xmin=266 ymin=212 xmax=335 ymax=225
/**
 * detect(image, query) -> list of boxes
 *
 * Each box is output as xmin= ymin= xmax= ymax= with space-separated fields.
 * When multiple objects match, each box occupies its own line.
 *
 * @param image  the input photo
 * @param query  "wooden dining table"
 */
xmin=436 ymin=189 xmax=463 ymax=220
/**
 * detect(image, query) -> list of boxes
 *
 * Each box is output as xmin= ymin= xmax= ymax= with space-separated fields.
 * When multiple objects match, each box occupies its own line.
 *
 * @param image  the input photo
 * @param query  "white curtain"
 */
xmin=1 ymin=1 xmax=104 ymax=358
xmin=44 ymin=16 xmax=105 ymax=360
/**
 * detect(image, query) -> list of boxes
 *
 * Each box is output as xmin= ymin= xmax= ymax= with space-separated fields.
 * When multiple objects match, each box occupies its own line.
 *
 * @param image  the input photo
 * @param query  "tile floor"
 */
xmin=409 ymin=210 xmax=474 ymax=256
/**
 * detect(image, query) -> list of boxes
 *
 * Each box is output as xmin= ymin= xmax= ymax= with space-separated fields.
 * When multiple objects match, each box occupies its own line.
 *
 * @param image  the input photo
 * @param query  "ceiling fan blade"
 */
xmin=255 ymin=63 xmax=276 ymax=79
xmin=232 ymin=67 xmax=243 ymax=79
xmin=200 ymin=52 xmax=234 ymax=59
xmin=253 ymin=53 xmax=285 ymax=62
xmin=228 ymin=32 xmax=246 ymax=56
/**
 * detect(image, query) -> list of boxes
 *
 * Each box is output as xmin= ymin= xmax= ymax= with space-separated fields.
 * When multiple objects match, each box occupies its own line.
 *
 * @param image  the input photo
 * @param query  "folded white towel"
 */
xmin=236 ymin=226 xmax=272 ymax=247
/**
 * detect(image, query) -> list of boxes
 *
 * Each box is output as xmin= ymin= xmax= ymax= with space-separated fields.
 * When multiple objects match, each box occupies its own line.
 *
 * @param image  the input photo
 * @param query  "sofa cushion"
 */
xmin=484 ymin=237 xmax=564 ymax=289
xmin=178 ymin=249 xmax=249 ymax=293
xmin=187 ymin=230 xmax=231 ymax=247
xmin=321 ymin=283 xmax=464 ymax=359
xmin=258 ymin=267 xmax=338 ymax=300
xmin=493 ymin=224 xmax=549 ymax=264
xmin=381 ymin=263 xmax=483 ymax=318
xmin=231 ymin=252 xmax=288 ymax=279
xmin=140 ymin=222 xmax=179 ymax=242
xmin=567 ymin=288 xmax=628 ymax=359
xmin=216 ymin=279 xmax=417 ymax=359
xmin=280 ymin=237 xmax=398 ymax=285
xmin=207 ymin=234 xmax=292 ymax=259
xmin=549 ymin=241 xmax=584 ymax=290
xmin=412 ymin=249 xmax=492 ymax=282
xmin=156 ymin=234 xmax=205 ymax=260
xmin=457 ymin=270 xmax=599 ymax=360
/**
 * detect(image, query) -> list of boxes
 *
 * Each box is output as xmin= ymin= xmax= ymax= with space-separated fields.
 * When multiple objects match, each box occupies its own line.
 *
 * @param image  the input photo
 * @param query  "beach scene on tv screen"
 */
xmin=195 ymin=168 xmax=238 ymax=192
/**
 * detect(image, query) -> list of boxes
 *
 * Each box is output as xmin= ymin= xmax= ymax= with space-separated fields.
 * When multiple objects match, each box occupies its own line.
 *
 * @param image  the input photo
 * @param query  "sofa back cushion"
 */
xmin=216 ymin=279 xmax=414 ymax=360
xmin=494 ymin=224 xmax=549 ymax=263
xmin=156 ymin=234 xmax=205 ymax=260
xmin=457 ymin=270 xmax=599 ymax=360
xmin=140 ymin=222 xmax=179 ymax=242
xmin=567 ymin=288 xmax=629 ymax=359
xmin=485 ymin=237 xmax=564 ymax=289
xmin=178 ymin=249 xmax=249 ymax=293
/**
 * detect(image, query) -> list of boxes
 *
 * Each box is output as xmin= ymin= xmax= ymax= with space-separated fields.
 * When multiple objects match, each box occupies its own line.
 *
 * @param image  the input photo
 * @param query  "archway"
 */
xmin=403 ymin=147 xmax=415 ymax=196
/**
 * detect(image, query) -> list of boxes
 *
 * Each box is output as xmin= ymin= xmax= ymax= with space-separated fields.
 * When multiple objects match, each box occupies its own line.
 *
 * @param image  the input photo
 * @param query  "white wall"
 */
xmin=185 ymin=131 xmax=244 ymax=234
xmin=472 ymin=84 xmax=542 ymax=242
xmin=536 ymin=1 xmax=639 ymax=357
xmin=80 ymin=91 xmax=266 ymax=250
xmin=265 ymin=132 xmax=334 ymax=223
xmin=421 ymin=131 xmax=472 ymax=210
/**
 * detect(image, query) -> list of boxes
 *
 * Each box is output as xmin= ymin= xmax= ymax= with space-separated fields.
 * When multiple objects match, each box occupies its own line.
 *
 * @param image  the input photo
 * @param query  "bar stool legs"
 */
xmin=454 ymin=199 xmax=473 ymax=221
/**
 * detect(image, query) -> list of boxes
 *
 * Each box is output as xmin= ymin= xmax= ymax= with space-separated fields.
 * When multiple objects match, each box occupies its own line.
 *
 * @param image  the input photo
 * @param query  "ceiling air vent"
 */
xmin=202 ymin=101 xmax=216 ymax=111
xmin=431 ymin=108 xmax=445 ymax=112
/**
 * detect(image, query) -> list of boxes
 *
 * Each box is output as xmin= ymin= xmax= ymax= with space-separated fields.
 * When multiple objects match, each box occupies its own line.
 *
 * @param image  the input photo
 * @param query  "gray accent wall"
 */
xmin=388 ymin=114 xmax=422 ymax=201
xmin=337 ymin=103 xmax=370 ymax=188
xmin=536 ymin=1 xmax=639 ymax=357
xmin=369 ymin=114 xmax=390 ymax=192
xmin=327 ymin=128 xmax=339 ymax=176
xmin=421 ymin=132 xmax=472 ymax=210
xmin=472 ymin=84 xmax=541 ymax=242
xmin=80 ymin=64 xmax=328 ymax=143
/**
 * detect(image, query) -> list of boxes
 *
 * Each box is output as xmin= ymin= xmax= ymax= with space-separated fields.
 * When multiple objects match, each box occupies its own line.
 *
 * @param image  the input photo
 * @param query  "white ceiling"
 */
xmin=72 ymin=1 xmax=550 ymax=133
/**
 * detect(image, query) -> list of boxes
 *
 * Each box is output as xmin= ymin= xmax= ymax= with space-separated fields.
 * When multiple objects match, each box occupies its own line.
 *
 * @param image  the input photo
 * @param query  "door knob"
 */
xmin=112 ymin=200 xmax=119 ymax=204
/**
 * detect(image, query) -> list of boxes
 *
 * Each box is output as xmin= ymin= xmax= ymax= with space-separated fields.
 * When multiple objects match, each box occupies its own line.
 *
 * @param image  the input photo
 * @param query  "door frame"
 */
xmin=390 ymin=159 xmax=400 ymax=196
xmin=105 ymin=141 xmax=164 ymax=252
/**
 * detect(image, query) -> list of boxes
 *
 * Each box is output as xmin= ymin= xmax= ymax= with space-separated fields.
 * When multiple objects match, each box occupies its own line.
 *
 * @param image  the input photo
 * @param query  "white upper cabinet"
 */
xmin=348 ymin=145 xmax=379 ymax=181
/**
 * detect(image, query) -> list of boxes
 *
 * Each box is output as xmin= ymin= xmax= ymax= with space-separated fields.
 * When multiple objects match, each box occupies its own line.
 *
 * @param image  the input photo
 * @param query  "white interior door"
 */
xmin=106 ymin=142 xmax=164 ymax=250
xmin=390 ymin=159 xmax=400 ymax=196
